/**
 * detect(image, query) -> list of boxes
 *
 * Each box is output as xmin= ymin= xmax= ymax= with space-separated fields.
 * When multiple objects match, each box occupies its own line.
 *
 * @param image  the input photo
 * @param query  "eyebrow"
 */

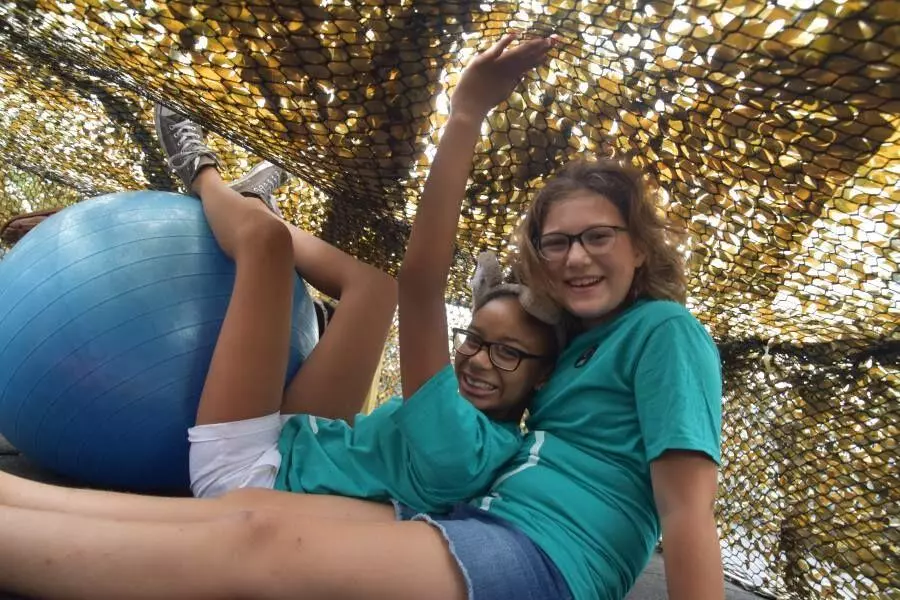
xmin=467 ymin=327 xmax=529 ymax=350
xmin=494 ymin=335 xmax=528 ymax=347
xmin=541 ymin=222 xmax=623 ymax=234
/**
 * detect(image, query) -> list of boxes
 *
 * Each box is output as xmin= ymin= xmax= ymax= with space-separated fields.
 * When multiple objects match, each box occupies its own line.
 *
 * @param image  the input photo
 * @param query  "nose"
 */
xmin=467 ymin=346 xmax=494 ymax=370
xmin=565 ymin=239 xmax=592 ymax=268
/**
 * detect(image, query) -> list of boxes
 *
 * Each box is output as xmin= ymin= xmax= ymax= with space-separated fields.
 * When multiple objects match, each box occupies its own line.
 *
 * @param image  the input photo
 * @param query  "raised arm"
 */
xmin=397 ymin=34 xmax=556 ymax=399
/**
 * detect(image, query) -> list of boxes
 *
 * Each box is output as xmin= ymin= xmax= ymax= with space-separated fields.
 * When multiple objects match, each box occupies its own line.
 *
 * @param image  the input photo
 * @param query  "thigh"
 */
xmin=0 ymin=505 xmax=462 ymax=600
xmin=223 ymin=488 xmax=396 ymax=523
xmin=237 ymin=514 xmax=467 ymax=600
xmin=398 ymin=507 xmax=573 ymax=600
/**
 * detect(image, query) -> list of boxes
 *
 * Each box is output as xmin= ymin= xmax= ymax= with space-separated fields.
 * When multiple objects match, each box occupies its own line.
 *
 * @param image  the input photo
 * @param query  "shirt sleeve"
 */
xmin=391 ymin=365 xmax=522 ymax=501
xmin=634 ymin=315 xmax=723 ymax=464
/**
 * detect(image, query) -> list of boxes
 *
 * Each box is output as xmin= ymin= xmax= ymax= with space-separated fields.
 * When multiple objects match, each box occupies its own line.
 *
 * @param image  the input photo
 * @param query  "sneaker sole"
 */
xmin=152 ymin=104 xmax=170 ymax=159
xmin=153 ymin=103 xmax=190 ymax=189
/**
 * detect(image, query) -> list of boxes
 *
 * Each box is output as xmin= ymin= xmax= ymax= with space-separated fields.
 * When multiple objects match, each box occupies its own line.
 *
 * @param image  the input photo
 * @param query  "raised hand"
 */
xmin=397 ymin=33 xmax=556 ymax=401
xmin=450 ymin=33 xmax=558 ymax=122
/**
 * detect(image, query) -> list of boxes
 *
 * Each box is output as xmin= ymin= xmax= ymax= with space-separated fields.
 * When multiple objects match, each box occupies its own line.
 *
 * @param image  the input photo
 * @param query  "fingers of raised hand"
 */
xmin=480 ymin=33 xmax=519 ymax=61
xmin=496 ymin=35 xmax=555 ymax=71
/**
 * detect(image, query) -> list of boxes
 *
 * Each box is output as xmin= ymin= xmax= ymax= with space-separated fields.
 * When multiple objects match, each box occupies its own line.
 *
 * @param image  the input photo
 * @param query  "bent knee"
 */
xmin=233 ymin=213 xmax=293 ymax=261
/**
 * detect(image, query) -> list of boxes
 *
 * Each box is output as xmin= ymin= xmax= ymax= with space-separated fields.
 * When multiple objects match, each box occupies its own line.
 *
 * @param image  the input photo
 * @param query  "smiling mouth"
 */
xmin=566 ymin=276 xmax=604 ymax=289
xmin=460 ymin=373 xmax=497 ymax=396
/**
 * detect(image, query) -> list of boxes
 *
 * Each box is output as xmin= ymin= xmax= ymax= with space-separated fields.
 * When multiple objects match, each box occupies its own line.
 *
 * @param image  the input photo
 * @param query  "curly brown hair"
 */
xmin=512 ymin=158 xmax=687 ymax=309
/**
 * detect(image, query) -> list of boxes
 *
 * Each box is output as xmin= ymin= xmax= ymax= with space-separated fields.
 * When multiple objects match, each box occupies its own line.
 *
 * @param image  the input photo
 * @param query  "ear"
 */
xmin=632 ymin=245 xmax=647 ymax=269
xmin=533 ymin=367 xmax=552 ymax=391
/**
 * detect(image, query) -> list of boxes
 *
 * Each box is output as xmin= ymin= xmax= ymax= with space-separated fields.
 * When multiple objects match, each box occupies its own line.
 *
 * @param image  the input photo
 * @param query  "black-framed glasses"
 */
xmin=451 ymin=328 xmax=547 ymax=372
xmin=536 ymin=225 xmax=628 ymax=262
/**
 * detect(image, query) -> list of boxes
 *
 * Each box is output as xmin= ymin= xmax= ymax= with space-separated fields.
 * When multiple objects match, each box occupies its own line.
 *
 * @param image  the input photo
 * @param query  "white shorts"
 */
xmin=187 ymin=412 xmax=292 ymax=498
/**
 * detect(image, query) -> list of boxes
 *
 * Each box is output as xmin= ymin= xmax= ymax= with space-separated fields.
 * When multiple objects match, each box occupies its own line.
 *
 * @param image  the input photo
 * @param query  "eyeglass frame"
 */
xmin=534 ymin=225 xmax=629 ymax=262
xmin=451 ymin=328 xmax=548 ymax=372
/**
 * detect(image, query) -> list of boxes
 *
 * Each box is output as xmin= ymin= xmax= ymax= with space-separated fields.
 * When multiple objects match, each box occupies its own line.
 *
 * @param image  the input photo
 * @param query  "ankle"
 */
xmin=190 ymin=165 xmax=222 ymax=196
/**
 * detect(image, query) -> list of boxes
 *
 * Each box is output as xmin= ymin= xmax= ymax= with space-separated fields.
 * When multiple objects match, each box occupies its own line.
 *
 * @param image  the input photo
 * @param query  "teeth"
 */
xmin=569 ymin=277 xmax=601 ymax=287
xmin=464 ymin=374 xmax=496 ymax=391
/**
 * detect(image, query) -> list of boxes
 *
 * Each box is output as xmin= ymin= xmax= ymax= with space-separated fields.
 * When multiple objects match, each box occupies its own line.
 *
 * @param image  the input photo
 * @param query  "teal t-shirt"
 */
xmin=274 ymin=365 xmax=523 ymax=513
xmin=471 ymin=300 xmax=723 ymax=600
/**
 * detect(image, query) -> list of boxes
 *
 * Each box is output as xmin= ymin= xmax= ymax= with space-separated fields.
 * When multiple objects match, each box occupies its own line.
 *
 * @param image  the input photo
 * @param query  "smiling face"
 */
xmin=540 ymin=191 xmax=646 ymax=325
xmin=514 ymin=159 xmax=687 ymax=329
xmin=453 ymin=295 xmax=555 ymax=421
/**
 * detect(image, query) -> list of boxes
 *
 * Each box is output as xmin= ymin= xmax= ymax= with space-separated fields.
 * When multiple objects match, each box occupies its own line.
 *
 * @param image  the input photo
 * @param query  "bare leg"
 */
xmin=192 ymin=167 xmax=295 ymax=425
xmin=226 ymin=172 xmax=397 ymax=422
xmin=0 ymin=506 xmax=465 ymax=600
xmin=0 ymin=470 xmax=394 ymax=522
xmin=278 ymin=222 xmax=397 ymax=420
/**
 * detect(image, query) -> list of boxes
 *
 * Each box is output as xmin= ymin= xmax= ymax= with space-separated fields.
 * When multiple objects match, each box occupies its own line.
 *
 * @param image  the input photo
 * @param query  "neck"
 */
xmin=579 ymin=297 xmax=638 ymax=331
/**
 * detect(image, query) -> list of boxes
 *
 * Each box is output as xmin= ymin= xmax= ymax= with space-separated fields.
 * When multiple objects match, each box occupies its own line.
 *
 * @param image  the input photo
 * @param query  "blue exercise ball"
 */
xmin=0 ymin=191 xmax=319 ymax=492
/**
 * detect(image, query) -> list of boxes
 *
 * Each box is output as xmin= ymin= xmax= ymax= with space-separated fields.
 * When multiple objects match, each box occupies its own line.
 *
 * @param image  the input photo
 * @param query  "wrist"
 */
xmin=446 ymin=109 xmax=487 ymax=129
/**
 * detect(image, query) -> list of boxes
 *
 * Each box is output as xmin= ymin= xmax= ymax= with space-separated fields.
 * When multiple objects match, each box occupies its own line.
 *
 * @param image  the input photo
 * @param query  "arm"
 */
xmin=397 ymin=34 xmax=557 ymax=399
xmin=633 ymin=313 xmax=725 ymax=599
xmin=651 ymin=451 xmax=725 ymax=600
xmin=280 ymin=225 xmax=397 ymax=421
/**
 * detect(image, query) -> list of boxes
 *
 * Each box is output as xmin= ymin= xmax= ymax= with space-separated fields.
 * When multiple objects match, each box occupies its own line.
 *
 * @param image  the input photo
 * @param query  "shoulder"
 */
xmin=632 ymin=299 xmax=698 ymax=327
xmin=630 ymin=301 xmax=714 ymax=347
xmin=632 ymin=303 xmax=722 ymax=389
xmin=550 ymin=301 xmax=715 ymax=380
xmin=598 ymin=301 xmax=721 ymax=383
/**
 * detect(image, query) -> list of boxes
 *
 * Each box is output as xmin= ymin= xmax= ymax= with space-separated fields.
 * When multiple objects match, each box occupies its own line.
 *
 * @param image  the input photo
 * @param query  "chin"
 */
xmin=565 ymin=295 xmax=611 ymax=319
xmin=462 ymin=394 xmax=494 ymax=411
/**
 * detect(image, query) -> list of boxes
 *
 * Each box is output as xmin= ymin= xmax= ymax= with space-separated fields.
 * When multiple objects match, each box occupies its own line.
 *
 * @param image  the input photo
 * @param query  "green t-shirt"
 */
xmin=471 ymin=300 xmax=723 ymax=600
xmin=274 ymin=365 xmax=523 ymax=513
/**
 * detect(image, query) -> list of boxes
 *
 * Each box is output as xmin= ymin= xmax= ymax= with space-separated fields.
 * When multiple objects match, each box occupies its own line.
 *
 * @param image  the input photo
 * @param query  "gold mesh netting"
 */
xmin=0 ymin=1 xmax=897 ymax=598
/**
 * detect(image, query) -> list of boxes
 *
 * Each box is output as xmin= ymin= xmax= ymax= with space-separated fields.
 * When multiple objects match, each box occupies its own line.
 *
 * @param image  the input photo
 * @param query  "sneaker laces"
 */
xmin=250 ymin=170 xmax=287 ymax=203
xmin=166 ymin=120 xmax=213 ymax=171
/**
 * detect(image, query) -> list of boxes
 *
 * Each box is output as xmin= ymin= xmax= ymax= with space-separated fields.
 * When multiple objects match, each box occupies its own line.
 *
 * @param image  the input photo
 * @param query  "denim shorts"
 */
xmin=394 ymin=502 xmax=573 ymax=600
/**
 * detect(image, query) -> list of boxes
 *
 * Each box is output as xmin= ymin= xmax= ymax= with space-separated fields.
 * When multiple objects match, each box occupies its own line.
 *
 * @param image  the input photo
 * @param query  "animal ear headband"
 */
xmin=470 ymin=251 xmax=565 ymax=341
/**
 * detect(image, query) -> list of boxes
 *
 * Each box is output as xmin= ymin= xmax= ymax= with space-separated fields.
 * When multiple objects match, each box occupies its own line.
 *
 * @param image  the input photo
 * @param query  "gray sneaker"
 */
xmin=153 ymin=103 xmax=219 ymax=192
xmin=229 ymin=161 xmax=290 ymax=218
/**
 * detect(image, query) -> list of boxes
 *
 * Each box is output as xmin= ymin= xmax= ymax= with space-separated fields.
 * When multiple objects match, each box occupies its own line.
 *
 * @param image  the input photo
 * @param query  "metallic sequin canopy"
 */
xmin=0 ymin=2 xmax=897 ymax=597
